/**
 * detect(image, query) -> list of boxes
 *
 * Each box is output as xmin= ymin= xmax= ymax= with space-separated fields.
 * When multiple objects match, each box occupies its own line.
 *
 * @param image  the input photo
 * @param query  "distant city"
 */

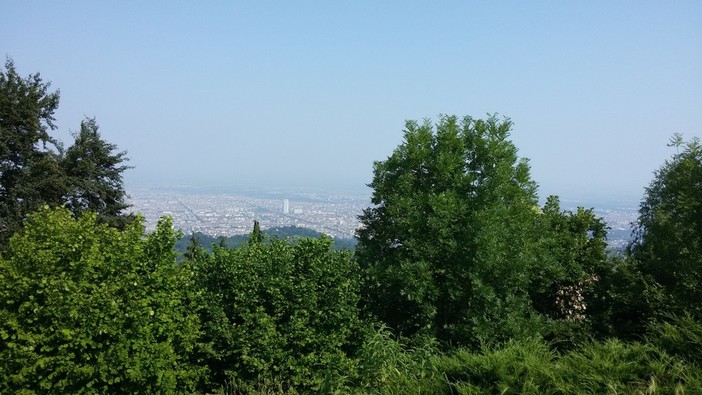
xmin=590 ymin=208 xmax=638 ymax=249
xmin=127 ymin=187 xmax=638 ymax=247
xmin=127 ymin=187 xmax=369 ymax=239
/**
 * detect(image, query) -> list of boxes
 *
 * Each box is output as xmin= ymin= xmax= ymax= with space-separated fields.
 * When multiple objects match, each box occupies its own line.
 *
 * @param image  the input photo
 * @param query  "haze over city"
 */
xmin=2 ymin=1 xmax=700 ymax=203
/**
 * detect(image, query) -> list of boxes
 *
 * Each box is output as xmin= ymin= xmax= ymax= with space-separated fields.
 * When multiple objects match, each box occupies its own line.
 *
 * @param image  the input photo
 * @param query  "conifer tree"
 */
xmin=62 ymin=118 xmax=133 ymax=228
xmin=250 ymin=220 xmax=263 ymax=244
xmin=0 ymin=59 xmax=63 ymax=247
xmin=0 ymin=60 xmax=132 ymax=248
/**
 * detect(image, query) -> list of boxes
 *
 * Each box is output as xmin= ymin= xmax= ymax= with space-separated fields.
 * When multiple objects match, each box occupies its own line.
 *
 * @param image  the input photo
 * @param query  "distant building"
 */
xmin=293 ymin=208 xmax=303 ymax=215
xmin=283 ymin=199 xmax=290 ymax=214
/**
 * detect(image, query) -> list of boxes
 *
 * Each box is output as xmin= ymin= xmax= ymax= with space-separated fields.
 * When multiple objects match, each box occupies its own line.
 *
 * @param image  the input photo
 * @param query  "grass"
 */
xmin=213 ymin=321 xmax=702 ymax=394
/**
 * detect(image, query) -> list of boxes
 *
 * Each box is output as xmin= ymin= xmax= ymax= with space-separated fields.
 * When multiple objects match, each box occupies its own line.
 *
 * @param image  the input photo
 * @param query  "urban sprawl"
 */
xmin=128 ymin=188 xmax=637 ymax=246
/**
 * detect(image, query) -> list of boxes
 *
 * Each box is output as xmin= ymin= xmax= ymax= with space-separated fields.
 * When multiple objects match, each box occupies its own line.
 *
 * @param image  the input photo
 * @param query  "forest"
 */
xmin=1 ymin=61 xmax=701 ymax=394
xmin=174 ymin=228 xmax=357 ymax=257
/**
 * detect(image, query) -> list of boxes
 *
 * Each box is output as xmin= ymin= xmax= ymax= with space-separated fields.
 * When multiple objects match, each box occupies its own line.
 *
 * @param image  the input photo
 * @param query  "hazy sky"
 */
xmin=2 ymin=1 xmax=700 ymax=202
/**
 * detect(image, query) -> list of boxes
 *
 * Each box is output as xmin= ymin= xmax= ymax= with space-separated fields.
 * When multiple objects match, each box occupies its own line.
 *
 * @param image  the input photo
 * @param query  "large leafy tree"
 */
xmin=357 ymin=115 xmax=543 ymax=346
xmin=629 ymin=135 xmax=702 ymax=319
xmin=0 ymin=207 xmax=204 ymax=393
xmin=62 ymin=117 xmax=133 ymax=228
xmin=0 ymin=59 xmax=64 ymax=246
xmin=356 ymin=115 xmax=610 ymax=347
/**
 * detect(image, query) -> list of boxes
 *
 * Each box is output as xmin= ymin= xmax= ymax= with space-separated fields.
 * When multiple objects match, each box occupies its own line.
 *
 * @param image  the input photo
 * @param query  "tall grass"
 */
xmin=647 ymin=314 xmax=702 ymax=366
xmin=351 ymin=325 xmax=446 ymax=394
xmin=354 ymin=328 xmax=702 ymax=394
xmin=213 ymin=323 xmax=702 ymax=394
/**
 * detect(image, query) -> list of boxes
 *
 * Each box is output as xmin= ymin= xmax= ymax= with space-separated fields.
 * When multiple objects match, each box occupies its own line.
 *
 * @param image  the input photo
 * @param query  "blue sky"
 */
xmin=2 ymin=1 xmax=700 ymax=202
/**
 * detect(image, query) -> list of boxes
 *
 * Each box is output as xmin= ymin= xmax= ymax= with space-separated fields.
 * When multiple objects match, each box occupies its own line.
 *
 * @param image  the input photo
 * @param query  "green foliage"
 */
xmin=192 ymin=235 xmax=364 ymax=392
xmin=588 ymin=256 xmax=664 ymax=340
xmin=647 ymin=314 xmax=702 ymax=366
xmin=62 ymin=118 xmax=133 ymax=229
xmin=356 ymin=115 xmax=610 ymax=348
xmin=174 ymin=228 xmax=357 ymax=258
xmin=553 ymin=339 xmax=696 ymax=394
xmin=629 ymin=136 xmax=702 ymax=319
xmin=0 ymin=60 xmax=132 ymax=249
xmin=438 ymin=339 xmax=559 ymax=394
xmin=0 ymin=207 xmax=204 ymax=393
xmin=357 ymin=115 xmax=541 ymax=345
xmin=529 ymin=196 xmax=612 ymax=347
xmin=0 ymin=58 xmax=63 ymax=247
xmin=249 ymin=220 xmax=263 ymax=244
xmin=352 ymin=331 xmax=700 ymax=394
xmin=580 ymin=136 xmax=702 ymax=341
xmin=184 ymin=233 xmax=208 ymax=264
xmin=351 ymin=325 xmax=446 ymax=394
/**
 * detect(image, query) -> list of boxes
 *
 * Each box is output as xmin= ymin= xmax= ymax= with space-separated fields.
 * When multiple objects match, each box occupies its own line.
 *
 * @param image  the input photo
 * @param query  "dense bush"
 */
xmin=191 ymin=235 xmax=365 ymax=392
xmin=587 ymin=255 xmax=664 ymax=340
xmin=0 ymin=207 xmax=204 ymax=393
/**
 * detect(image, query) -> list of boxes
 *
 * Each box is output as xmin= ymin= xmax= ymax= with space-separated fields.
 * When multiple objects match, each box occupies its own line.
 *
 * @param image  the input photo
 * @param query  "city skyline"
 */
xmin=127 ymin=186 xmax=638 ymax=250
xmin=128 ymin=187 xmax=369 ymax=239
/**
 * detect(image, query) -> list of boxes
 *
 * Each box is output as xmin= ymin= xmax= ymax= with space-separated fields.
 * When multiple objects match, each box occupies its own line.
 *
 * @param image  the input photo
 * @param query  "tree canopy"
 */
xmin=0 ymin=58 xmax=63 ymax=245
xmin=2 ymin=58 xmax=701 ymax=391
xmin=191 ymin=234 xmax=363 ymax=392
xmin=630 ymin=135 xmax=702 ymax=319
xmin=0 ymin=59 xmax=131 ymax=248
xmin=356 ymin=115 xmax=609 ymax=347
xmin=62 ymin=118 xmax=133 ymax=228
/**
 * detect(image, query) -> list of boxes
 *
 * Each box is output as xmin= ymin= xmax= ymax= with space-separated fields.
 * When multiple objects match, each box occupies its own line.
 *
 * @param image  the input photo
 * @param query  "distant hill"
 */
xmin=174 ymin=226 xmax=357 ymax=256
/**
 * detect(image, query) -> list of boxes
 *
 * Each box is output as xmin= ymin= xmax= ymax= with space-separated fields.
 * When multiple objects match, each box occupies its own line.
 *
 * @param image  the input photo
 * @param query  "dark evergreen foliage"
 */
xmin=62 ymin=118 xmax=133 ymax=229
xmin=0 ymin=60 xmax=132 ymax=249
xmin=0 ymin=58 xmax=63 ymax=247
xmin=249 ymin=220 xmax=263 ymax=243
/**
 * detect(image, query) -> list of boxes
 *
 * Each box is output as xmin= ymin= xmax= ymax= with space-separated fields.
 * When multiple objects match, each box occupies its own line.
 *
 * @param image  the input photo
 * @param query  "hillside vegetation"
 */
xmin=1 ymin=61 xmax=701 ymax=393
xmin=174 ymin=227 xmax=357 ymax=257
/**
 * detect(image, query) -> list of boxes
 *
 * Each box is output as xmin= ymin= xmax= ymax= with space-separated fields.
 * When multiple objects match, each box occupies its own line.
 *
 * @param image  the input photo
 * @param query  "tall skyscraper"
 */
xmin=283 ymin=199 xmax=289 ymax=214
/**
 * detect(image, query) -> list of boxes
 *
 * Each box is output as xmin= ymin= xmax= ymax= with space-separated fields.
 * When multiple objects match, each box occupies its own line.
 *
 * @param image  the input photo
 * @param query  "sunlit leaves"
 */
xmin=192 ymin=235 xmax=363 ymax=392
xmin=0 ymin=207 xmax=203 ymax=393
xmin=630 ymin=136 xmax=702 ymax=319
xmin=357 ymin=114 xmax=545 ymax=346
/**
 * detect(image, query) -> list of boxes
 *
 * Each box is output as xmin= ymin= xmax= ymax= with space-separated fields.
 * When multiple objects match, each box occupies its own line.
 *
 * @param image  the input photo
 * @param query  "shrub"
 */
xmin=193 ymin=236 xmax=364 ymax=392
xmin=0 ymin=207 xmax=204 ymax=393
